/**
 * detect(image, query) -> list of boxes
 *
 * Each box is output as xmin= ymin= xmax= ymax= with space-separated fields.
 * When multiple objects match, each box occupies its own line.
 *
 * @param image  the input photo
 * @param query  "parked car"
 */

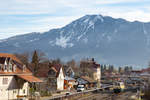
xmin=77 ymin=84 xmax=85 ymax=92
xmin=65 ymin=92 xmax=71 ymax=96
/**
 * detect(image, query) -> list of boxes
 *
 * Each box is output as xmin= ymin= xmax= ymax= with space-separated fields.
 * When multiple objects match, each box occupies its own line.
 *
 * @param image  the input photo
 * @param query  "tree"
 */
xmin=67 ymin=59 xmax=76 ymax=68
xmin=80 ymin=60 xmax=94 ymax=78
xmin=31 ymin=50 xmax=48 ymax=75
xmin=14 ymin=52 xmax=30 ymax=65
xmin=143 ymin=85 xmax=150 ymax=100
xmin=129 ymin=66 xmax=133 ymax=72
xmin=50 ymin=58 xmax=62 ymax=65
xmin=124 ymin=66 xmax=129 ymax=73
xmin=103 ymin=65 xmax=107 ymax=71
xmin=108 ymin=65 xmax=114 ymax=73
xmin=31 ymin=50 xmax=39 ymax=75
xmin=118 ymin=67 xmax=122 ymax=73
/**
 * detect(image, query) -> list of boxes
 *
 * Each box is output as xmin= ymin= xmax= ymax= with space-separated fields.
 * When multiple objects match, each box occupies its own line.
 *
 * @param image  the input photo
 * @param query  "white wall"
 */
xmin=93 ymin=67 xmax=101 ymax=81
xmin=0 ymin=76 xmax=29 ymax=100
xmin=57 ymin=68 xmax=64 ymax=90
xmin=96 ymin=67 xmax=101 ymax=81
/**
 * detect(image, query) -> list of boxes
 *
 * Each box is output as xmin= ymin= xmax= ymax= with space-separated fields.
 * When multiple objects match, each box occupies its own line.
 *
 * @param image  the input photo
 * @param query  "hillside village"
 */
xmin=0 ymin=51 xmax=150 ymax=100
xmin=0 ymin=51 xmax=102 ymax=100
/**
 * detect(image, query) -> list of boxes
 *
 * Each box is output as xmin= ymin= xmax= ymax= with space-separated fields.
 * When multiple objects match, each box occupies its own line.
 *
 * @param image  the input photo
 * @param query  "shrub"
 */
xmin=40 ymin=91 xmax=52 ymax=97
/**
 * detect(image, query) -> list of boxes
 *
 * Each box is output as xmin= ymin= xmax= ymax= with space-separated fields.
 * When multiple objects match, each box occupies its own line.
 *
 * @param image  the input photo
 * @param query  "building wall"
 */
xmin=0 ymin=75 xmax=29 ymax=100
xmin=93 ymin=67 xmax=101 ymax=81
xmin=57 ymin=68 xmax=64 ymax=90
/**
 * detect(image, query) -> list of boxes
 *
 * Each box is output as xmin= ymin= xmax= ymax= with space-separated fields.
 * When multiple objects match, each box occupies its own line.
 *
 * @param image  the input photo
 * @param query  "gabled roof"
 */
xmin=53 ymin=64 xmax=61 ymax=73
xmin=64 ymin=76 xmax=75 ymax=81
xmin=66 ymin=66 xmax=73 ymax=72
xmin=0 ymin=53 xmax=22 ymax=64
xmin=81 ymin=76 xmax=96 ymax=83
xmin=17 ymin=75 xmax=43 ymax=83
xmin=0 ymin=53 xmax=31 ymax=75
xmin=48 ymin=64 xmax=64 ymax=78
xmin=141 ymin=68 xmax=150 ymax=73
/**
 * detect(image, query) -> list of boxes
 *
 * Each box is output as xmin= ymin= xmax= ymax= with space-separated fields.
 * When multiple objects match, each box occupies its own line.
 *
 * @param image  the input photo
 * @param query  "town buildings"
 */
xmin=47 ymin=64 xmax=64 ymax=92
xmin=0 ymin=53 xmax=42 ymax=100
xmin=80 ymin=58 xmax=101 ymax=87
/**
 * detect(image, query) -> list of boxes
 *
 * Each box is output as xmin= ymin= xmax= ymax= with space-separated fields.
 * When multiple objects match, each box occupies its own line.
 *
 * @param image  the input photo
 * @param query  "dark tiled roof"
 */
xmin=53 ymin=64 xmax=61 ymax=73
xmin=81 ymin=76 xmax=96 ymax=83
xmin=0 ymin=57 xmax=6 ymax=64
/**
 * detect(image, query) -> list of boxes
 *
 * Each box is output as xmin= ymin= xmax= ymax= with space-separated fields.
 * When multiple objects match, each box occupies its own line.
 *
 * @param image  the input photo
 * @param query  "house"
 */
xmin=130 ymin=70 xmax=141 ymax=77
xmin=47 ymin=64 xmax=64 ymax=92
xmin=80 ymin=58 xmax=101 ymax=87
xmin=64 ymin=76 xmax=76 ymax=90
xmin=34 ymin=63 xmax=50 ymax=91
xmin=64 ymin=66 xmax=76 ymax=90
xmin=65 ymin=66 xmax=75 ymax=78
xmin=76 ymin=76 xmax=96 ymax=89
xmin=0 ymin=53 xmax=42 ymax=100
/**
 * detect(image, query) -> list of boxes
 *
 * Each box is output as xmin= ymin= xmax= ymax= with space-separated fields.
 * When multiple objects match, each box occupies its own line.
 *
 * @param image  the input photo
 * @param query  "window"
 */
xmin=4 ymin=65 xmax=7 ymax=72
xmin=9 ymin=64 xmax=12 ymax=72
xmin=3 ymin=78 xmax=8 ymax=85
xmin=13 ymin=90 xmax=16 ymax=93
xmin=23 ymin=89 xmax=25 ymax=94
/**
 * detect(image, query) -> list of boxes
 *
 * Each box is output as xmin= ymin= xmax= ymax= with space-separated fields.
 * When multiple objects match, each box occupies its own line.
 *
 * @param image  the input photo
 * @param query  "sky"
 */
xmin=0 ymin=0 xmax=150 ymax=39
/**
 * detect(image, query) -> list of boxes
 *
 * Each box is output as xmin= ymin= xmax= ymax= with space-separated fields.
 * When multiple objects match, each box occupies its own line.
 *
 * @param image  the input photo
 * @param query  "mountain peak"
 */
xmin=79 ymin=14 xmax=104 ymax=23
xmin=0 ymin=14 xmax=150 ymax=66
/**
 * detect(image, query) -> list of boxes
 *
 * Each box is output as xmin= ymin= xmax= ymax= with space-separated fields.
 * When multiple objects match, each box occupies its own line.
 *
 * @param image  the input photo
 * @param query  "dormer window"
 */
xmin=23 ymin=65 xmax=26 ymax=72
xmin=4 ymin=59 xmax=8 ymax=72
xmin=4 ymin=65 xmax=7 ymax=72
xmin=9 ymin=64 xmax=12 ymax=72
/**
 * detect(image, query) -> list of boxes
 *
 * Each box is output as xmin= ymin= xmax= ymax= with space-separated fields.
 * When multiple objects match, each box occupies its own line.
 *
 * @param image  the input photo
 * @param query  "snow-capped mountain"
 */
xmin=1 ymin=14 xmax=150 ymax=66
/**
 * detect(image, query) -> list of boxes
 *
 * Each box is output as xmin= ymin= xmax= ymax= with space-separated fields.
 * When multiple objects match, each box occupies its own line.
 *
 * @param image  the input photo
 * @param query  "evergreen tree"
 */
xmin=31 ymin=50 xmax=39 ymax=75
xmin=118 ymin=67 xmax=122 ymax=73
xmin=100 ymin=64 xmax=104 ymax=72
xmin=104 ymin=64 xmax=107 ymax=71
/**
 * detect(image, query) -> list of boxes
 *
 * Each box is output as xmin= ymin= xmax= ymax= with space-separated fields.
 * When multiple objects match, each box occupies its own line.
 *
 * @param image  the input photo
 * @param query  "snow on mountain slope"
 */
xmin=0 ymin=14 xmax=150 ymax=66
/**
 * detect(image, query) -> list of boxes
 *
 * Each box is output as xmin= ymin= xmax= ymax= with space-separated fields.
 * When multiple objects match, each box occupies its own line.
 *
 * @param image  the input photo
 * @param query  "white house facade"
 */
xmin=48 ymin=64 xmax=64 ymax=92
xmin=0 ymin=53 xmax=42 ymax=100
xmin=57 ymin=67 xmax=64 ymax=90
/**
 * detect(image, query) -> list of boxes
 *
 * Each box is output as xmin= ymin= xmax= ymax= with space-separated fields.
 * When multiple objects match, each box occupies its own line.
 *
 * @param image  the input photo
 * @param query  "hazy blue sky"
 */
xmin=0 ymin=0 xmax=150 ymax=39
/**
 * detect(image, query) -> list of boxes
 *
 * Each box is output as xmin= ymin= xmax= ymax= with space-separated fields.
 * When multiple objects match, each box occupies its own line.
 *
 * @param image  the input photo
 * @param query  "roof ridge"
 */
xmin=0 ymin=53 xmax=22 ymax=64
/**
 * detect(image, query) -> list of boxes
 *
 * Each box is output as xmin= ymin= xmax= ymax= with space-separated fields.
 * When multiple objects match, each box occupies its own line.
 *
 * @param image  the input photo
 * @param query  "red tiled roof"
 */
xmin=53 ymin=64 xmax=61 ymax=72
xmin=0 ymin=53 xmax=31 ymax=74
xmin=141 ymin=68 xmax=150 ymax=73
xmin=17 ymin=75 xmax=43 ymax=83
xmin=131 ymin=70 xmax=141 ymax=73
xmin=0 ymin=53 xmax=22 ymax=64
